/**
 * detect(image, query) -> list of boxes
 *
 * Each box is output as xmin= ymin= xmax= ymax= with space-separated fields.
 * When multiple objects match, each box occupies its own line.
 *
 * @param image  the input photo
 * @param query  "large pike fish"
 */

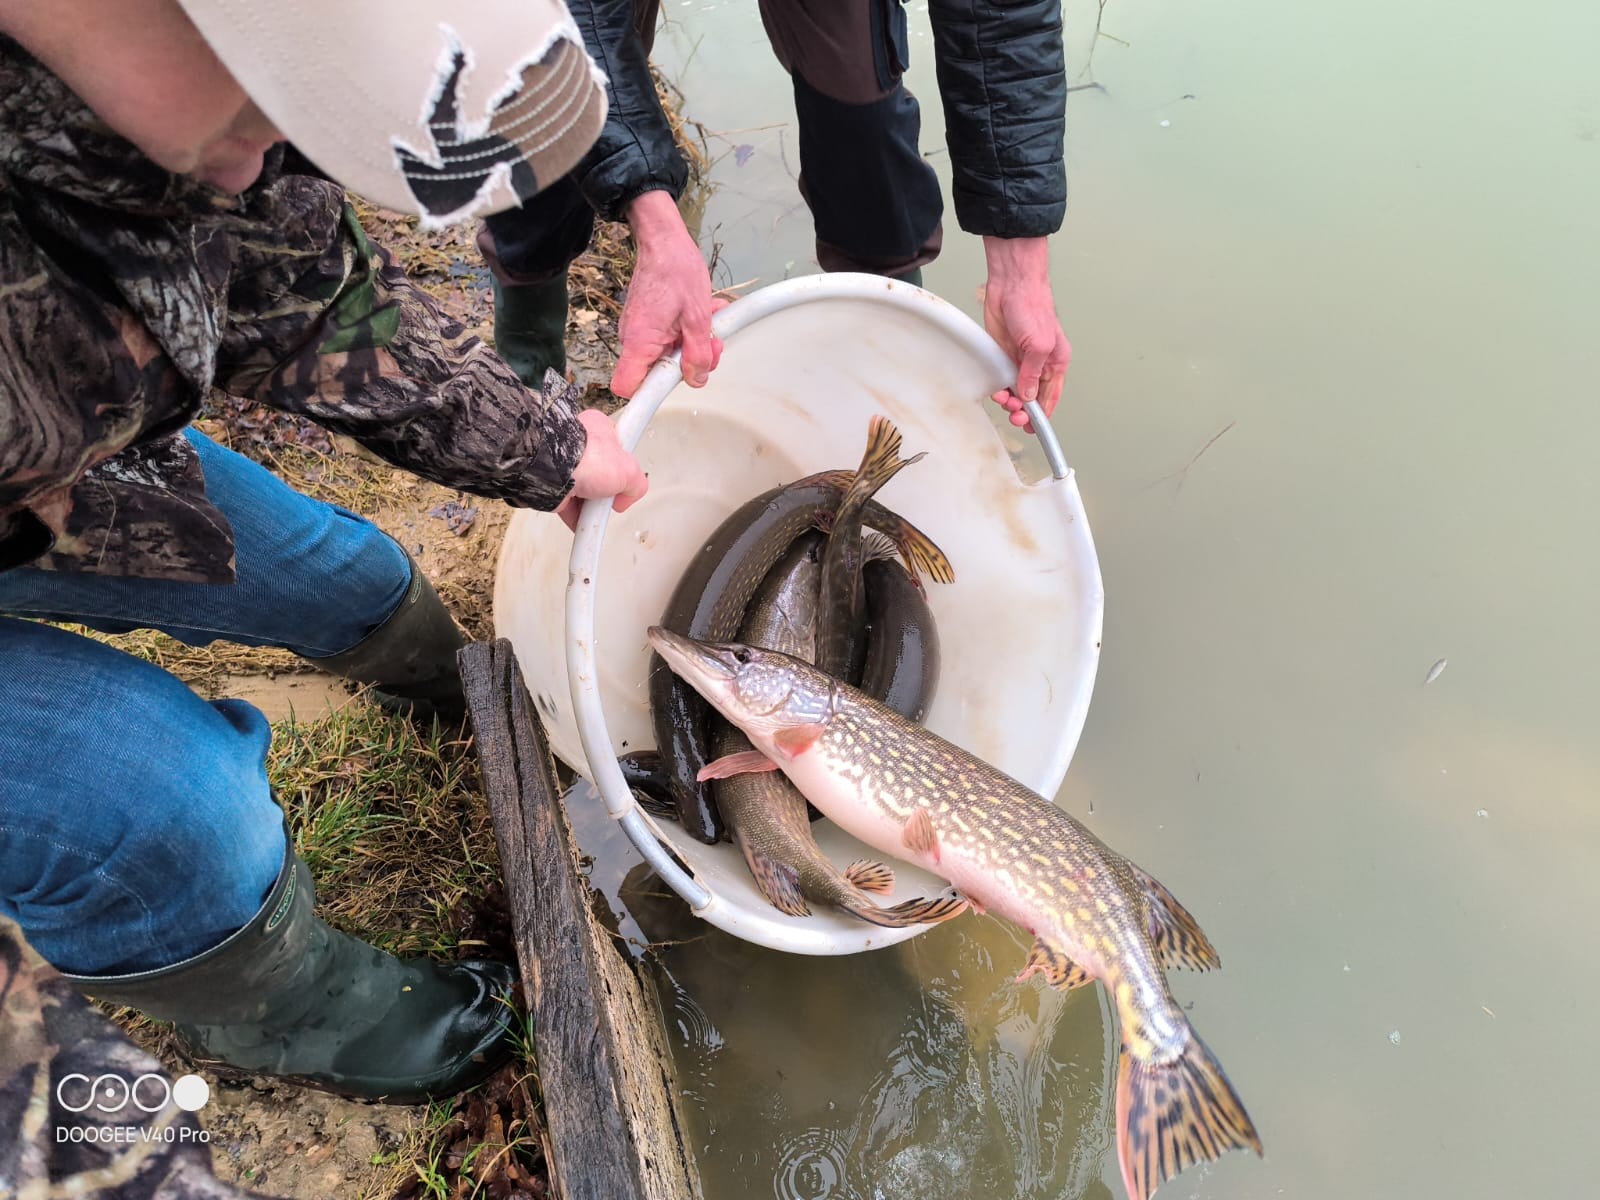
xmin=647 ymin=629 xmax=1263 ymax=1200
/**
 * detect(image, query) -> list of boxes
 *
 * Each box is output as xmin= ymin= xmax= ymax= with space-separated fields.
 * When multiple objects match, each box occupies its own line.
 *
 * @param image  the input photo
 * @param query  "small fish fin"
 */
xmin=772 ymin=723 xmax=825 ymax=758
xmin=873 ymin=513 xmax=955 ymax=587
xmin=742 ymin=848 xmax=810 ymax=918
xmin=860 ymin=531 xmax=899 ymax=565
xmin=843 ymin=859 xmax=896 ymax=894
xmin=1014 ymin=937 xmax=1095 ymax=991
xmin=631 ymin=788 xmax=678 ymax=820
xmin=901 ymin=808 xmax=939 ymax=861
xmin=1116 ymin=1031 xmax=1263 ymax=1200
xmin=1132 ymin=866 xmax=1222 ymax=971
xmin=696 ymin=750 xmax=780 ymax=781
xmin=846 ymin=891 xmax=969 ymax=928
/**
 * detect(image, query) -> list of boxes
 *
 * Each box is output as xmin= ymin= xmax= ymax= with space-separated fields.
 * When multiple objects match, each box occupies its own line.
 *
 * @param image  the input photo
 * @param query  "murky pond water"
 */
xmin=571 ymin=1 xmax=1600 ymax=1197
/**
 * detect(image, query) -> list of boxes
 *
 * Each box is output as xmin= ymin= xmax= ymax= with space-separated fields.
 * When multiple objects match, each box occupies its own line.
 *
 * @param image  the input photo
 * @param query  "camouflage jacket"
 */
xmin=0 ymin=917 xmax=278 ymax=1199
xmin=0 ymin=36 xmax=587 ymax=584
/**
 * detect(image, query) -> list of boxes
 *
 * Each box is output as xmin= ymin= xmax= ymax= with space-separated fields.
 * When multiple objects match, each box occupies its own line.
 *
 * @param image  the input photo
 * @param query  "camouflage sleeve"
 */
xmin=214 ymin=176 xmax=586 ymax=511
xmin=0 ymin=918 xmax=276 ymax=1199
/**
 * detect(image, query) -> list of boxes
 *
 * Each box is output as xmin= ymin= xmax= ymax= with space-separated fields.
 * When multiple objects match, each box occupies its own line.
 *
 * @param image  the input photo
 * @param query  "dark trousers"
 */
xmin=479 ymin=0 xmax=944 ymax=285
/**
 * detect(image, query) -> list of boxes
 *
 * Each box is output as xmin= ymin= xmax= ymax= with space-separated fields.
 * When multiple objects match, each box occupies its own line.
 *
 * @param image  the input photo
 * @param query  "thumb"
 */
xmin=1014 ymin=344 xmax=1045 ymax=406
xmin=613 ymin=465 xmax=649 ymax=514
xmin=610 ymin=347 xmax=653 ymax=400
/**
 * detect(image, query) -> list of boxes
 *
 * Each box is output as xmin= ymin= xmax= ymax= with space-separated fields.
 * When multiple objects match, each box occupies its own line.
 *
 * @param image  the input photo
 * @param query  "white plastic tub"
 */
xmin=492 ymin=272 xmax=1103 ymax=955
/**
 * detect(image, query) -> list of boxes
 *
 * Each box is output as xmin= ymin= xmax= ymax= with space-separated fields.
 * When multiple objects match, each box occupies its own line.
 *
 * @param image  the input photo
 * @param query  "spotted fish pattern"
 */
xmin=648 ymin=631 xmax=1265 ymax=1200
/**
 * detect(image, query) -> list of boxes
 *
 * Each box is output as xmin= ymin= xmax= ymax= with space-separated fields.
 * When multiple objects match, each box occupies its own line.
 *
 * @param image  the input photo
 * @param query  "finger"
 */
xmin=680 ymin=323 xmax=715 ymax=388
xmin=709 ymin=335 xmax=725 ymax=373
xmin=610 ymin=343 xmax=659 ymax=400
xmin=1014 ymin=344 xmax=1045 ymax=406
xmin=710 ymin=296 xmax=733 ymax=314
xmin=614 ymin=465 xmax=650 ymax=513
xmin=1040 ymin=335 xmax=1071 ymax=416
xmin=556 ymin=496 xmax=580 ymax=533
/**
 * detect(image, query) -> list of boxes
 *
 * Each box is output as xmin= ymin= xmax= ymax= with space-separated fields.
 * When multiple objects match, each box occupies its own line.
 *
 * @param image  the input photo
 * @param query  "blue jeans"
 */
xmin=0 ymin=430 xmax=413 ymax=975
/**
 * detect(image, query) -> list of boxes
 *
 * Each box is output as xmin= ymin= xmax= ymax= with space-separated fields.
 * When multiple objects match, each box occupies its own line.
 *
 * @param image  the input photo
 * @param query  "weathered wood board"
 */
xmin=459 ymin=639 xmax=702 ymax=1200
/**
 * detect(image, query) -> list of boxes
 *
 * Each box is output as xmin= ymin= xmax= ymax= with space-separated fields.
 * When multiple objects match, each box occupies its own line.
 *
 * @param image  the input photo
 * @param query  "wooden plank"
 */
xmin=459 ymin=639 xmax=702 ymax=1200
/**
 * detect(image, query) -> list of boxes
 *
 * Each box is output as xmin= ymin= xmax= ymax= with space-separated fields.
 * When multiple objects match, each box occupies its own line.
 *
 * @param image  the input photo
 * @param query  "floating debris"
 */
xmin=1388 ymin=1030 xmax=1402 ymax=1045
xmin=1423 ymin=657 xmax=1448 ymax=686
xmin=1476 ymin=809 xmax=1490 ymax=819
xmin=1482 ymin=1006 xmax=1496 ymax=1020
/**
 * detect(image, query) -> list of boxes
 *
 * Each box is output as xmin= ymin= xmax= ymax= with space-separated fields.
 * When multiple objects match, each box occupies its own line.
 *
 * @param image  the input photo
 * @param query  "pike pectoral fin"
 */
xmin=1116 ymin=1032 xmax=1263 ymax=1200
xmin=1133 ymin=866 xmax=1222 ymax=971
xmin=1014 ymin=937 xmax=1094 ymax=991
xmin=696 ymin=750 xmax=779 ymax=781
xmin=743 ymin=849 xmax=811 ymax=918
xmin=843 ymin=859 xmax=896 ymax=894
xmin=901 ymin=808 xmax=939 ymax=861
xmin=772 ymin=724 xmax=825 ymax=758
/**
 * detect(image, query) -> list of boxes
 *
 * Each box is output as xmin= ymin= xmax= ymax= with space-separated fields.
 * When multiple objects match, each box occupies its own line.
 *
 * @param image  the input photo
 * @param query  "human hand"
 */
xmin=610 ymin=190 xmax=727 ymax=398
xmin=554 ymin=409 xmax=649 ymax=532
xmin=981 ymin=236 xmax=1072 ymax=435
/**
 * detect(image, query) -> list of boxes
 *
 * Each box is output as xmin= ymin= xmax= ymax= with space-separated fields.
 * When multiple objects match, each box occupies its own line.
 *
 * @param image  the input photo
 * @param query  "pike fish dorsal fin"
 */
xmin=773 ymin=724 xmax=825 ymax=758
xmin=1015 ymin=937 xmax=1094 ymax=991
xmin=901 ymin=808 xmax=939 ymax=860
xmin=742 ymin=848 xmax=810 ymax=918
xmin=1133 ymin=865 xmax=1222 ymax=971
xmin=843 ymin=859 xmax=896 ymax=894
xmin=696 ymin=750 xmax=779 ymax=781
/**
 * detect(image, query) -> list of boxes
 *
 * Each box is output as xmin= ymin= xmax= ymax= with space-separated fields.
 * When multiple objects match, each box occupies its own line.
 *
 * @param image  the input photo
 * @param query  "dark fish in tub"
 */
xmin=647 ymin=421 xmax=954 ymax=844
xmin=860 ymin=553 xmax=940 ymax=725
xmin=709 ymin=530 xmax=963 ymax=926
xmin=814 ymin=415 xmax=923 ymax=682
xmin=649 ymin=629 xmax=1264 ymax=1200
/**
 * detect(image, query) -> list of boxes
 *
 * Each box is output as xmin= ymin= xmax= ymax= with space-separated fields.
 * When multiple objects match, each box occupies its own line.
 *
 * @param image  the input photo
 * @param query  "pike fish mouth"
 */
xmin=646 ymin=626 xmax=739 ymax=683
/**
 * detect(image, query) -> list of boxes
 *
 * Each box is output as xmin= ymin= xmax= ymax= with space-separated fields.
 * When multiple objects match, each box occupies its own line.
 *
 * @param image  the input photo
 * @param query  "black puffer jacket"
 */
xmin=564 ymin=0 xmax=1067 ymax=240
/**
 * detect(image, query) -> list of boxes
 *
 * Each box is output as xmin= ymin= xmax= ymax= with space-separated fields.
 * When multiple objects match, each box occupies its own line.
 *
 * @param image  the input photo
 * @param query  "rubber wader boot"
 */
xmin=492 ymin=275 xmax=570 ymax=387
xmin=893 ymin=266 xmax=924 ymax=289
xmin=313 ymin=549 xmax=467 ymax=723
xmin=61 ymin=830 xmax=519 ymax=1104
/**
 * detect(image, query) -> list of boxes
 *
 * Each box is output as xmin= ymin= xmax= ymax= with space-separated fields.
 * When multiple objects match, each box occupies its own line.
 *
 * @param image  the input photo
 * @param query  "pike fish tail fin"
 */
xmin=806 ymin=471 xmax=955 ymax=587
xmin=841 ymin=891 xmax=970 ymax=929
xmin=1133 ymin=865 xmax=1222 ymax=971
xmin=1115 ymin=1031 xmax=1263 ymax=1200
xmin=842 ymin=415 xmax=921 ymax=512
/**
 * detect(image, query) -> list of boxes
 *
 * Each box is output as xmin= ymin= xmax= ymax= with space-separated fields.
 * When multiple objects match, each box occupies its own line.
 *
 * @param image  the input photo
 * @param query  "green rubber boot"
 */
xmin=62 ymin=831 xmax=520 ymax=1104
xmin=893 ymin=266 xmax=924 ymax=289
xmin=313 ymin=550 xmax=466 ymax=722
xmin=491 ymin=275 xmax=571 ymax=387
